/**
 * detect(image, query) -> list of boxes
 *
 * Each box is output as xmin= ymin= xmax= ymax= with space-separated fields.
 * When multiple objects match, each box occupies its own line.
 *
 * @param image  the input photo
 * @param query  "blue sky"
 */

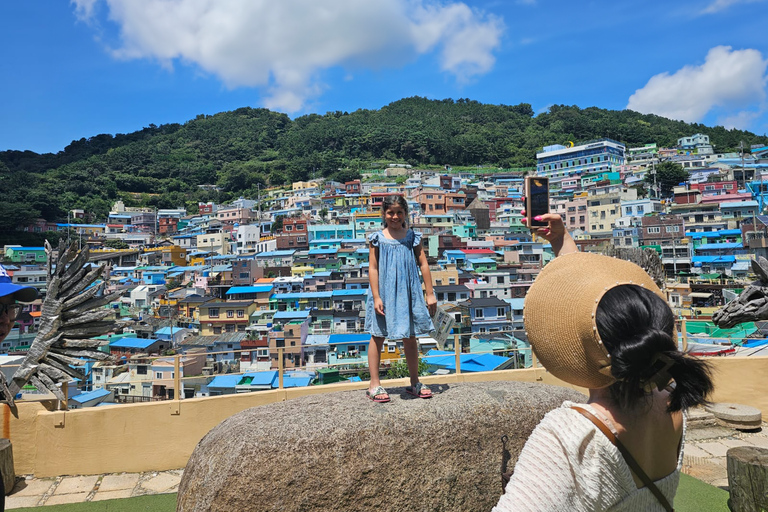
xmin=2 ymin=0 xmax=767 ymax=154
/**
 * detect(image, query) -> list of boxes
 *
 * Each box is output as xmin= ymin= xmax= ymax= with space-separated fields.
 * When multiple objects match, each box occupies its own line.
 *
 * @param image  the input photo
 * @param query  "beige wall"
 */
xmin=5 ymin=356 xmax=767 ymax=478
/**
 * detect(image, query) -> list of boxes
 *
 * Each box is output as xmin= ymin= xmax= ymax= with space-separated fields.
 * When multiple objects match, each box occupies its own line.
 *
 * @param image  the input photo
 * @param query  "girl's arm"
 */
xmin=414 ymin=244 xmax=437 ymax=316
xmin=369 ymin=243 xmax=385 ymax=315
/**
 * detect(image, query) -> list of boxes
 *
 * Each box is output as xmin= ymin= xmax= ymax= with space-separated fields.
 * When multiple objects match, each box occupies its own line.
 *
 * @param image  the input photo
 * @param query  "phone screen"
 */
xmin=528 ymin=178 xmax=549 ymax=227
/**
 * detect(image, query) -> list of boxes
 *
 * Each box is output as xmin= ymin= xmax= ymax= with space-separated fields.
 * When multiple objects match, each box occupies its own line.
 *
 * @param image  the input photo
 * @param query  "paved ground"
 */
xmin=681 ymin=419 xmax=768 ymax=489
xmin=5 ymin=469 xmax=183 ymax=509
xmin=4 ymin=415 xmax=765 ymax=509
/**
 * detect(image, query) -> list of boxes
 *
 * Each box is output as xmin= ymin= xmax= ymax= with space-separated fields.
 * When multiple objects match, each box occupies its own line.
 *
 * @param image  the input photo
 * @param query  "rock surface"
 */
xmin=177 ymin=381 xmax=586 ymax=512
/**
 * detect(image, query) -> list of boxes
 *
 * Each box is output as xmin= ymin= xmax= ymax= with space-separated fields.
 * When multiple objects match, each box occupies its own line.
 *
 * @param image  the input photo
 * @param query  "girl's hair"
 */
xmin=381 ymin=195 xmax=409 ymax=228
xmin=595 ymin=284 xmax=713 ymax=412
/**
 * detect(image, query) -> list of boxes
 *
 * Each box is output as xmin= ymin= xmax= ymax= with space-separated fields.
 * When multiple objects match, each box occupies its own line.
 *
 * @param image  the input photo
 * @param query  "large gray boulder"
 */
xmin=178 ymin=381 xmax=586 ymax=512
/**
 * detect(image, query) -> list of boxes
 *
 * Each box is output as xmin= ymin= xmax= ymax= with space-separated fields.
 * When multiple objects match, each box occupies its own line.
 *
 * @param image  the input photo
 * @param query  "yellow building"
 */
xmin=198 ymin=300 xmax=259 ymax=335
xmin=161 ymin=245 xmax=187 ymax=267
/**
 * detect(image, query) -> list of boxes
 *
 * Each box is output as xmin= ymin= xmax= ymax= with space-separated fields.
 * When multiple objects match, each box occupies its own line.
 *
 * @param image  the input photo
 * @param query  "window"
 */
xmin=497 ymin=307 xmax=506 ymax=317
xmin=227 ymin=310 xmax=234 ymax=318
xmin=665 ymin=226 xmax=679 ymax=232
xmin=137 ymin=366 xmax=147 ymax=375
xmin=213 ymin=326 xmax=222 ymax=334
xmin=296 ymin=224 xmax=305 ymax=230
xmin=647 ymin=227 xmax=661 ymax=234
xmin=209 ymin=308 xmax=219 ymax=318
xmin=475 ymin=309 xmax=484 ymax=318
xmin=496 ymin=276 xmax=504 ymax=284
xmin=237 ymin=310 xmax=245 ymax=318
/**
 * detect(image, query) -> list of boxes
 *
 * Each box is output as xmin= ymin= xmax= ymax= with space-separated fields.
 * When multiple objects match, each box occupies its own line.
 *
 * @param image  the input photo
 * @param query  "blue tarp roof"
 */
xmin=109 ymin=338 xmax=161 ymax=349
xmin=686 ymin=229 xmax=742 ymax=239
xmin=257 ymin=250 xmax=296 ymax=257
xmin=424 ymin=350 xmax=509 ymax=372
xmin=70 ymin=388 xmax=111 ymax=404
xmin=308 ymin=249 xmax=338 ymax=255
xmin=332 ymin=289 xmax=366 ymax=296
xmin=692 ymin=255 xmax=737 ymax=264
xmin=273 ymin=310 xmax=311 ymax=319
xmin=273 ymin=292 xmax=333 ymax=299
xmin=281 ymin=372 xmax=314 ymax=388
xmin=742 ymin=339 xmax=768 ymax=348
xmin=154 ymin=327 xmax=185 ymax=335
xmin=207 ymin=375 xmax=242 ymax=389
xmin=246 ymin=371 xmax=278 ymax=386
xmin=226 ymin=285 xmax=273 ymax=295
xmin=328 ymin=333 xmax=371 ymax=344
xmin=721 ymin=200 xmax=758 ymax=207
xmin=696 ymin=242 xmax=743 ymax=250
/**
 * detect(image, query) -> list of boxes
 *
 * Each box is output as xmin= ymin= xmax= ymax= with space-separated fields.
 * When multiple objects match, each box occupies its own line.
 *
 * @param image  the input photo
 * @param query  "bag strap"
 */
xmin=571 ymin=406 xmax=674 ymax=512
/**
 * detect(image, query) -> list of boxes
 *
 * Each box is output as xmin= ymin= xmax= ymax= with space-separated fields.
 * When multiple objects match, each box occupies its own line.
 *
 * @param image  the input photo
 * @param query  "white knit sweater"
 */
xmin=493 ymin=401 xmax=684 ymax=512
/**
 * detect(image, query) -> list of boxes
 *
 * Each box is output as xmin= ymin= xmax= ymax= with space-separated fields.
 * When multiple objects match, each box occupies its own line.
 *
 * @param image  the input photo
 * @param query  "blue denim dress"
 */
xmin=364 ymin=230 xmax=435 ymax=340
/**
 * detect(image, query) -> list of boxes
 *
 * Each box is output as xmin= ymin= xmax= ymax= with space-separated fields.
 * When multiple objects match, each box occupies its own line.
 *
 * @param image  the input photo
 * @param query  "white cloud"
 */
xmin=626 ymin=46 xmax=768 ymax=124
xmin=71 ymin=0 xmax=504 ymax=112
xmin=701 ymin=0 xmax=766 ymax=14
xmin=718 ymin=108 xmax=764 ymax=130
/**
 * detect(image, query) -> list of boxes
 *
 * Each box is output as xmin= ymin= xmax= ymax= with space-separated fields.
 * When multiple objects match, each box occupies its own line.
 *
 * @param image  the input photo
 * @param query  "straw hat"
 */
xmin=524 ymin=252 xmax=665 ymax=389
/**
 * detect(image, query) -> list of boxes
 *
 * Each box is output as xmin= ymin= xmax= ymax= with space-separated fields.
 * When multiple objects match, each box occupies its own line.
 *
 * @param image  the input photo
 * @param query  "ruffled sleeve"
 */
xmin=367 ymin=231 xmax=381 ymax=247
xmin=411 ymin=230 xmax=422 ymax=247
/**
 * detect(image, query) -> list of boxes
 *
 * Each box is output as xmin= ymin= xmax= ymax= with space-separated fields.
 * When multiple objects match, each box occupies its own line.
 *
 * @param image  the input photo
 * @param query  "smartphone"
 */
xmin=525 ymin=176 xmax=549 ymax=227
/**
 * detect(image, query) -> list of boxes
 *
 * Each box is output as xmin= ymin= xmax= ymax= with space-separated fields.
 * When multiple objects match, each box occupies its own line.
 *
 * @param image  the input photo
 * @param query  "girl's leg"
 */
xmin=368 ymin=336 xmax=387 ymax=397
xmin=403 ymin=336 xmax=430 ymax=396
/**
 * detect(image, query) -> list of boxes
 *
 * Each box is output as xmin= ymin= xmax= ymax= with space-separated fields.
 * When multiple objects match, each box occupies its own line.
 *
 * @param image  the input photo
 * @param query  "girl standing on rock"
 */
xmin=364 ymin=195 xmax=437 ymax=403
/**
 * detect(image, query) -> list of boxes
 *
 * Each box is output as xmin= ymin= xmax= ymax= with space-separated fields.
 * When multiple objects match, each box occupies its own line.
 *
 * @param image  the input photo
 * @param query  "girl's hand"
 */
xmin=374 ymin=297 xmax=385 ymax=316
xmin=425 ymin=293 xmax=437 ymax=316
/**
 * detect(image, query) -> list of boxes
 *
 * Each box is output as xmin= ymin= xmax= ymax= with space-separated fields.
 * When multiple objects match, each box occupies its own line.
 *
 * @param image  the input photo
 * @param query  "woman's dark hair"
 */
xmin=381 ymin=195 xmax=408 ymax=228
xmin=595 ymin=284 xmax=713 ymax=412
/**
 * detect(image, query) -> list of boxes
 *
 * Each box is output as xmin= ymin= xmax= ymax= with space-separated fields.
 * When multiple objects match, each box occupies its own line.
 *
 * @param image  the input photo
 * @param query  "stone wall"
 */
xmin=178 ymin=381 xmax=586 ymax=512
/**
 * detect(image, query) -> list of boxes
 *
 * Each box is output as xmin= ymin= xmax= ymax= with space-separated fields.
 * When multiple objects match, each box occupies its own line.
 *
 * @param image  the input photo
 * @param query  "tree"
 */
xmin=271 ymin=215 xmax=284 ymax=233
xmin=645 ymin=161 xmax=688 ymax=198
xmin=386 ymin=357 xmax=429 ymax=379
xmin=319 ymin=208 xmax=328 ymax=222
xmin=103 ymin=239 xmax=129 ymax=249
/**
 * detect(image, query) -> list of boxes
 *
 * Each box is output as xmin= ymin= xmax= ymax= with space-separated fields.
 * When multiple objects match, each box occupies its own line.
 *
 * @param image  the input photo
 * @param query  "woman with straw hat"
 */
xmin=493 ymin=214 xmax=713 ymax=512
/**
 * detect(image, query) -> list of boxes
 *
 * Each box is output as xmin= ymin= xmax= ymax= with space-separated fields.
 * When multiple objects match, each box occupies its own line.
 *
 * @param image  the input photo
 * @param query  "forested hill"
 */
xmin=1 ymin=97 xmax=766 ymax=230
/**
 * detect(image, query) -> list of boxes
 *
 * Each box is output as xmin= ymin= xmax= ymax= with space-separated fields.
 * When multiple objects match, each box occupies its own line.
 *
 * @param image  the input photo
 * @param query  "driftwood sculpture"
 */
xmin=712 ymin=257 xmax=768 ymax=329
xmin=602 ymin=246 xmax=665 ymax=288
xmin=0 ymin=241 xmax=122 ymax=406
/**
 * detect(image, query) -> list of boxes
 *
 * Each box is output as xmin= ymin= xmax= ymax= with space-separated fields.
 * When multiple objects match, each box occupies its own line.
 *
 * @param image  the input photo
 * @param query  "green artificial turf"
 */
xmin=12 ymin=493 xmax=177 ymax=512
xmin=9 ymin=474 xmax=728 ymax=511
xmin=676 ymin=473 xmax=731 ymax=512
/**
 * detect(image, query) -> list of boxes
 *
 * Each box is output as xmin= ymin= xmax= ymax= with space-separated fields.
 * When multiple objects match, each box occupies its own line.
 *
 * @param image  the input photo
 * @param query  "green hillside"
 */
xmin=1 ymin=97 xmax=766 ymax=238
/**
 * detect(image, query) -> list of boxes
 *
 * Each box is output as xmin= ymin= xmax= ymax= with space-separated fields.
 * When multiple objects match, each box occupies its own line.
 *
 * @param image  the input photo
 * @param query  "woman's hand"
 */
xmin=521 ymin=206 xmax=578 ymax=257
xmin=374 ymin=297 xmax=385 ymax=316
xmin=425 ymin=293 xmax=437 ymax=316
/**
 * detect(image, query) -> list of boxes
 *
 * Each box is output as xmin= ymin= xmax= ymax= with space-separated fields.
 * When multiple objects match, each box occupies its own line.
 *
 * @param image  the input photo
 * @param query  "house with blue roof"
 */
xmin=328 ymin=333 xmax=371 ymax=366
xmin=225 ymin=284 xmax=274 ymax=303
xmin=108 ymin=338 xmax=169 ymax=357
xmin=423 ymin=349 xmax=513 ymax=373
xmin=720 ymin=200 xmax=758 ymax=221
xmin=304 ymin=334 xmax=330 ymax=367
xmin=153 ymin=326 xmax=192 ymax=345
xmin=68 ymin=388 xmax=114 ymax=409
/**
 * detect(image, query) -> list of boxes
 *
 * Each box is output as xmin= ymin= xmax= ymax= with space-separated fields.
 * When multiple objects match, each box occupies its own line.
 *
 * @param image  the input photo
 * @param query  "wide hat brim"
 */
xmin=524 ymin=252 xmax=665 ymax=389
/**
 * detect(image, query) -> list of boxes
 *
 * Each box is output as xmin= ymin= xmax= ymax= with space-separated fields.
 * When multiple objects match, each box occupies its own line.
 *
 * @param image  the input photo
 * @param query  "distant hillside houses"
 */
xmin=6 ymin=132 xmax=768 ymax=404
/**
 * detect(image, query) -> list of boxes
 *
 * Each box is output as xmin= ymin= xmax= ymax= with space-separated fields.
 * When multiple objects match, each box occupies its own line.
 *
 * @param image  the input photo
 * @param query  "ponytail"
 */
xmin=596 ymin=285 xmax=714 ymax=412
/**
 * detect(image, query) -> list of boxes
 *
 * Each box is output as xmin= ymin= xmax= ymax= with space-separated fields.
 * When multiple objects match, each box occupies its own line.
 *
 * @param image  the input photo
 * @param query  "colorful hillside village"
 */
xmin=4 ymin=134 xmax=768 ymax=406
